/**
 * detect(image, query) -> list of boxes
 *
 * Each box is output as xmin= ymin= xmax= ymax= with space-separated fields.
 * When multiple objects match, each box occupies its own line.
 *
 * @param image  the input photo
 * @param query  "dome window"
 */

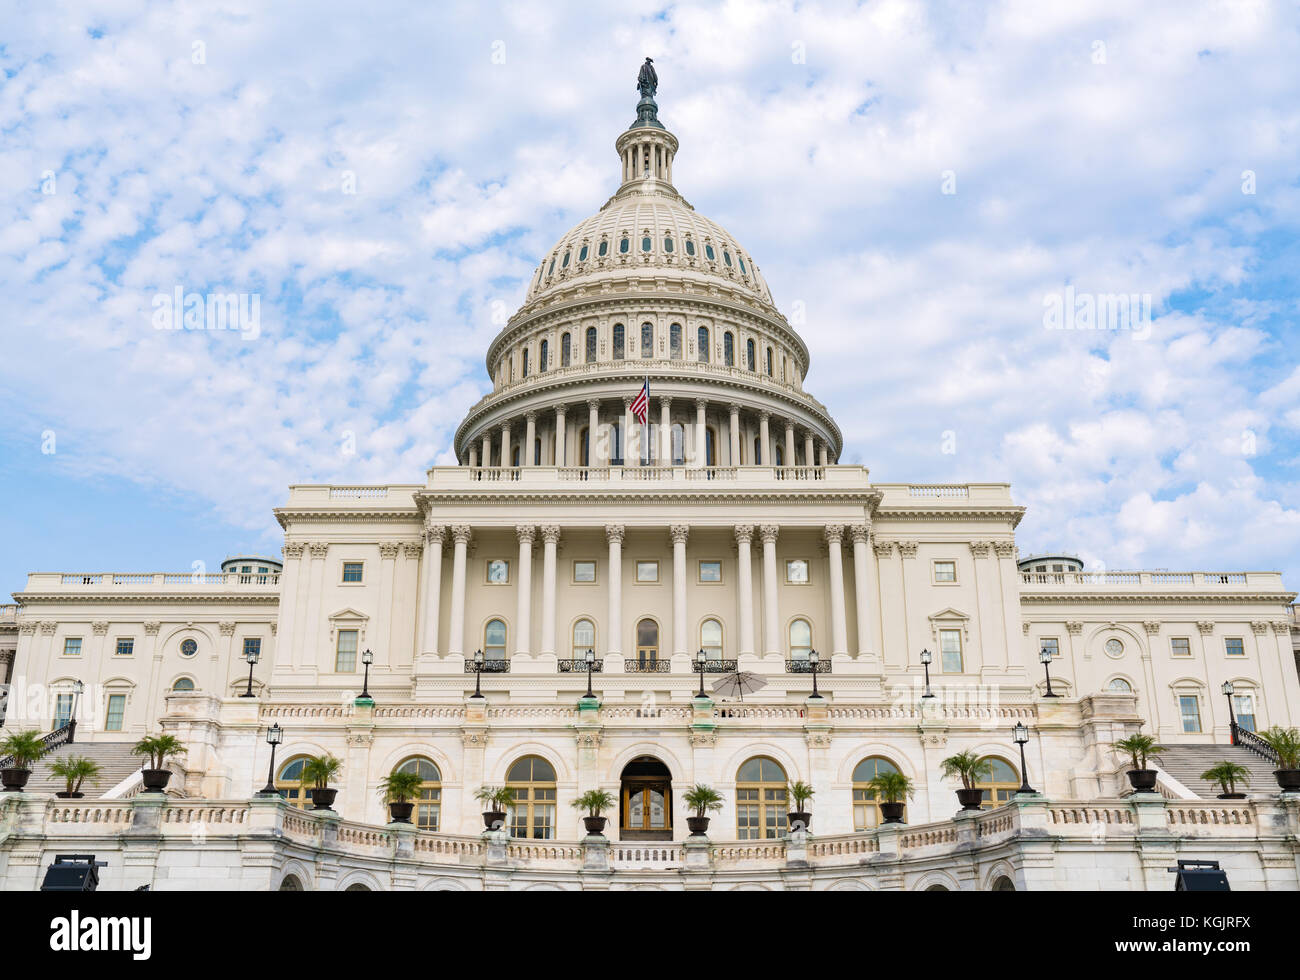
xmin=641 ymin=236 xmax=652 ymax=252
xmin=705 ymin=244 xmax=715 ymax=261
xmin=599 ymin=240 xmax=609 ymax=257
xmin=561 ymin=250 xmax=570 ymax=268
xmin=669 ymin=323 xmax=682 ymax=360
xmin=579 ymin=245 xmax=589 ymax=262
xmin=685 ymin=239 xmax=695 ymax=256
xmin=746 ymin=338 xmax=756 ymax=372
xmin=585 ymin=326 xmax=598 ymax=363
xmin=738 ymin=255 xmax=747 ymax=273
xmin=620 ymin=237 xmax=630 ymax=254
xmin=613 ymin=323 xmax=625 ymax=360
xmin=664 ymin=236 xmax=674 ymax=253
xmin=539 ymin=339 xmax=549 ymax=372
xmin=547 ymin=257 xmax=555 ymax=276
xmin=641 ymin=322 xmax=654 ymax=358
xmin=724 ymin=332 xmax=735 ymax=367
xmin=697 ymin=326 xmax=710 ymax=363
xmin=723 ymin=250 xmax=732 ymax=267
xmin=561 ymin=333 xmax=572 ymax=367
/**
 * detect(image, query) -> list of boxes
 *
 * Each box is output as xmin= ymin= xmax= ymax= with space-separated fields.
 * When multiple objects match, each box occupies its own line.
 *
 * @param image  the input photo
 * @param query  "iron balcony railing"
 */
xmin=785 ymin=659 xmax=831 ymax=674
xmin=622 ymin=659 xmax=672 ymax=673
xmin=462 ymin=660 xmax=511 ymax=674
xmin=693 ymin=660 xmax=738 ymax=673
xmin=556 ymin=659 xmax=604 ymax=673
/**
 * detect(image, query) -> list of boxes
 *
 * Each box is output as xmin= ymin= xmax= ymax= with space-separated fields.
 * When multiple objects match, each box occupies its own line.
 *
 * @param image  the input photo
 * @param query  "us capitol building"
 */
xmin=3 ymin=72 xmax=1299 ymax=892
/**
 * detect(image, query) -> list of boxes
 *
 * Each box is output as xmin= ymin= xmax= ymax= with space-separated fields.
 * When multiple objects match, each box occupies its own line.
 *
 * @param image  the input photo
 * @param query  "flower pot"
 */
xmin=686 ymin=816 xmax=711 ymax=836
xmin=787 ymin=811 xmax=812 ymax=831
xmin=388 ymin=801 xmax=415 ymax=823
xmin=956 ymin=788 xmax=984 ymax=811
xmin=879 ymin=801 xmax=905 ymax=824
xmin=1274 ymin=769 xmax=1300 ymax=793
xmin=55 ymin=791 xmax=85 ymax=799
xmin=1 ymin=767 xmax=31 ymax=792
xmin=308 ymin=787 xmax=337 ymax=810
xmin=1217 ymin=792 xmax=1247 ymax=800
xmin=483 ymin=809 xmax=507 ymax=831
xmin=141 ymin=769 xmax=172 ymax=793
xmin=583 ymin=815 xmax=608 ymax=835
xmin=1126 ymin=769 xmax=1158 ymax=792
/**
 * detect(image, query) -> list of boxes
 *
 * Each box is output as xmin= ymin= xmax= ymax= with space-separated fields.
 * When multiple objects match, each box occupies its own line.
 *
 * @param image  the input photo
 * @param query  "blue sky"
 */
xmin=2 ymin=0 xmax=1299 ymax=596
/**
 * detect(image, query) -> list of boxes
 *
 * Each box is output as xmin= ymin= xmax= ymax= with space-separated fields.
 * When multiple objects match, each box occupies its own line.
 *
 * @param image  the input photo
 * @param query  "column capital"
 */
xmin=555 ymin=403 xmax=567 ymax=416
xmin=540 ymin=525 xmax=562 ymax=544
xmin=848 ymin=524 xmax=871 ymax=545
xmin=309 ymin=541 xmax=330 ymax=558
xmin=450 ymin=524 xmax=473 ymax=545
xmin=524 ymin=410 xmax=538 ymax=423
xmin=669 ymin=524 xmax=690 ymax=545
xmin=515 ymin=524 xmax=536 ymax=544
xmin=218 ymin=621 xmax=237 ymax=636
xmin=500 ymin=419 xmax=512 ymax=433
xmin=283 ymin=541 xmax=306 ymax=559
xmin=733 ymin=524 xmax=755 ymax=546
xmin=823 ymin=524 xmax=845 ymax=545
xmin=92 ymin=621 xmax=110 ymax=635
xmin=605 ymin=524 xmax=625 ymax=544
xmin=968 ymin=540 xmax=992 ymax=557
xmin=659 ymin=395 xmax=672 ymax=408
xmin=785 ymin=419 xmax=796 ymax=434
xmin=873 ymin=539 xmax=894 ymax=558
xmin=897 ymin=541 xmax=919 ymax=558
xmin=144 ymin=621 xmax=162 ymax=635
xmin=759 ymin=524 xmax=780 ymax=544
xmin=379 ymin=542 xmax=401 ymax=560
xmin=424 ymin=523 xmax=447 ymax=546
xmin=759 ymin=410 xmax=771 ymax=422
xmin=587 ymin=398 xmax=601 ymax=411
xmin=694 ymin=397 xmax=708 ymax=411
xmin=993 ymin=541 xmax=1016 ymax=559
xmin=401 ymin=540 xmax=423 ymax=559
xmin=728 ymin=403 xmax=741 ymax=415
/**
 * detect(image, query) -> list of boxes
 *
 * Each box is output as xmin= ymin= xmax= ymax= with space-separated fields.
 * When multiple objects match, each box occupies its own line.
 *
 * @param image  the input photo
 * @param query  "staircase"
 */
xmin=22 ymin=742 xmax=149 ymax=797
xmin=1157 ymin=744 xmax=1278 ymax=799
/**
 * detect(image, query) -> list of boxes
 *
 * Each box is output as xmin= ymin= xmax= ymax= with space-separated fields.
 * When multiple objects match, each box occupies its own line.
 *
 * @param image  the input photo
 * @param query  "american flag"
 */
xmin=630 ymin=377 xmax=649 ymax=425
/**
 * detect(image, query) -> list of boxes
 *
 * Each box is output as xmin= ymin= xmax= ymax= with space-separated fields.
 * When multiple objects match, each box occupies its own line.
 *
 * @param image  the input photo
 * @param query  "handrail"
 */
xmin=1231 ymin=722 xmax=1279 ymax=765
xmin=0 ymin=720 xmax=75 ymax=768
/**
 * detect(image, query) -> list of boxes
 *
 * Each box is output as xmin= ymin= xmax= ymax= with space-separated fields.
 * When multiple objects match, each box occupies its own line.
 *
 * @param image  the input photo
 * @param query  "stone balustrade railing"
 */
xmin=427 ymin=464 xmax=863 ymax=490
xmin=1020 ymin=570 xmax=1281 ymax=587
xmin=25 ymin=572 xmax=281 ymax=589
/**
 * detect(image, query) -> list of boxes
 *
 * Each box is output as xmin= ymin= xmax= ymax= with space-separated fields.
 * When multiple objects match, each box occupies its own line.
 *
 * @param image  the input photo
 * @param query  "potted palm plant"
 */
xmin=131 ymin=733 xmax=187 ymax=793
xmin=1257 ymin=726 xmax=1300 ymax=792
xmin=940 ymin=750 xmax=993 ymax=811
xmin=0 ymin=730 xmax=48 ymax=792
xmin=571 ymin=789 xmax=616 ymax=835
xmin=683 ymin=784 xmax=724 ymax=836
xmin=1114 ymin=733 xmax=1165 ymax=792
xmin=378 ymin=769 xmax=425 ymax=823
xmin=49 ymin=755 xmax=102 ymax=799
xmin=867 ymin=770 xmax=914 ymax=824
xmin=474 ymin=785 xmax=515 ymax=830
xmin=785 ymin=780 xmax=815 ymax=831
xmin=1200 ymin=761 xmax=1250 ymax=800
xmin=298 ymin=754 xmax=343 ymax=810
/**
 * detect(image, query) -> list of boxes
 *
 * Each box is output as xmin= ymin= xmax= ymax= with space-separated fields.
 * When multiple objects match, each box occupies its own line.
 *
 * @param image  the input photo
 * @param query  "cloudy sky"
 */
xmin=2 ymin=0 xmax=1298 ymax=593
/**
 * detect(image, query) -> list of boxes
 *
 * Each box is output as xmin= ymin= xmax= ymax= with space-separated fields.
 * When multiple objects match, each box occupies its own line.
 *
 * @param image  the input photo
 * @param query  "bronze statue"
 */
xmin=637 ymin=57 xmax=657 ymax=99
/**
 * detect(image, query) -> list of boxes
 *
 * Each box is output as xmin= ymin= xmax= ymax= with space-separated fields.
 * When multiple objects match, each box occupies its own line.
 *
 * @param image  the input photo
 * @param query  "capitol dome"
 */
xmin=455 ymin=83 xmax=841 ymax=471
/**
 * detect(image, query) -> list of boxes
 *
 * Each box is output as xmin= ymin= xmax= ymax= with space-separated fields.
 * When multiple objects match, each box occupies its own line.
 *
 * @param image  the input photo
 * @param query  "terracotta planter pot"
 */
xmin=1274 ymin=769 xmax=1300 ymax=793
xmin=686 ymin=816 xmax=710 ymax=836
xmin=583 ymin=815 xmax=608 ymax=835
xmin=308 ymin=787 xmax=337 ymax=810
xmin=1 ymin=768 xmax=32 ymax=792
xmin=956 ymin=788 xmax=984 ymax=811
xmin=879 ymin=801 xmax=905 ymax=824
xmin=141 ymin=769 xmax=172 ymax=793
xmin=787 ymin=811 xmax=812 ymax=831
xmin=483 ymin=810 xmax=506 ymax=831
xmin=55 ymin=791 xmax=85 ymax=799
xmin=1126 ymin=769 xmax=1159 ymax=792
xmin=388 ymin=801 xmax=415 ymax=823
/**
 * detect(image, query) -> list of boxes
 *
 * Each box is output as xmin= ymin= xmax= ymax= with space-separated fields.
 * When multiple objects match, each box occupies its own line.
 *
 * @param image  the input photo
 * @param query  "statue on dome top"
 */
xmin=637 ymin=57 xmax=658 ymax=99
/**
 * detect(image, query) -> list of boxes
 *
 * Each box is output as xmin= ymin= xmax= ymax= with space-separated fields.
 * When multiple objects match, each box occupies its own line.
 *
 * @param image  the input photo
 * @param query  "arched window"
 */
xmin=685 ymin=238 xmax=696 ymax=256
xmin=992 ymin=875 xmax=1016 ymax=892
xmin=736 ymin=757 xmax=787 ymax=839
xmin=774 ymin=445 xmax=784 ymax=467
xmin=613 ymin=323 xmax=625 ymax=359
xmin=506 ymin=756 xmax=556 ymax=839
xmin=279 ymin=874 xmax=304 ymax=891
xmin=619 ymin=236 xmax=630 ymax=254
xmin=700 ymin=618 xmax=723 ymax=659
xmin=669 ymin=323 xmax=682 ymax=360
xmin=705 ymin=426 xmax=716 ymax=466
xmin=561 ymin=249 xmax=570 ymax=269
xmin=521 ymin=348 xmax=529 ymax=377
xmin=766 ymin=347 xmax=774 ymax=376
xmin=610 ymin=420 xmax=622 ymax=464
xmin=276 ymin=756 xmax=313 ymax=809
xmin=534 ymin=438 xmax=542 ymax=465
xmin=852 ymin=757 xmax=903 ymax=829
xmin=641 ymin=235 xmax=652 ymax=252
xmin=484 ymin=619 xmax=507 ymax=661
xmin=561 ymin=333 xmax=571 ymax=367
xmin=599 ymin=239 xmax=608 ymax=257
xmin=572 ymin=618 xmax=595 ymax=659
xmin=635 ymin=618 xmax=659 ymax=669
xmin=585 ymin=326 xmax=597 ymax=363
xmin=705 ymin=243 xmax=716 ymax=261
xmin=1107 ymin=677 xmax=1133 ymax=692
xmin=172 ymin=677 xmax=195 ymax=691
xmin=697 ymin=326 xmax=710 ymax=362
xmin=975 ymin=757 xmax=1020 ymax=809
xmin=789 ymin=619 xmax=812 ymax=659
xmin=641 ymin=322 xmax=653 ymax=358
xmin=579 ymin=244 xmax=588 ymax=262
xmin=539 ymin=339 xmax=548 ymax=372
xmin=724 ymin=332 xmax=735 ymax=366
xmin=664 ymin=236 xmax=673 ymax=253
xmin=394 ymin=757 xmax=441 ymax=830
xmin=753 ymin=436 xmax=762 ymax=465
xmin=511 ymin=446 xmax=520 ymax=467
xmin=746 ymin=338 xmax=756 ymax=372
xmin=671 ymin=424 xmax=685 ymax=465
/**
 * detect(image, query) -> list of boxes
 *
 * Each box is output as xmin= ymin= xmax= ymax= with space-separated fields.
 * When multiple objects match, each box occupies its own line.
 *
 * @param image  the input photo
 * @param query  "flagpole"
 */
xmin=643 ymin=374 xmax=650 ymax=466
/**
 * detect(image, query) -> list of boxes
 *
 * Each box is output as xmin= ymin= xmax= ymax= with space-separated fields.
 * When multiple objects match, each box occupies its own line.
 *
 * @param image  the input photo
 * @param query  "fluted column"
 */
xmin=623 ymin=399 xmax=634 ymax=465
xmin=694 ymin=399 xmax=707 ymax=467
xmin=729 ymin=404 xmax=741 ymax=466
xmin=420 ymin=524 xmax=445 ymax=655
xmin=849 ymin=525 xmax=875 ymax=658
xmin=523 ymin=412 xmax=537 ymax=467
xmin=734 ymin=525 xmax=756 ymax=656
xmin=515 ymin=526 xmax=534 ymax=655
xmin=554 ymin=406 xmax=567 ymax=466
xmin=759 ymin=411 xmax=772 ymax=466
xmin=540 ymin=526 xmax=560 ymax=655
xmin=671 ymin=525 xmax=689 ymax=655
xmin=784 ymin=423 xmax=796 ymax=469
xmin=447 ymin=525 xmax=472 ymax=656
xmin=819 ymin=443 xmax=829 ymax=466
xmin=803 ymin=430 xmax=815 ymax=468
xmin=606 ymin=525 xmax=624 ymax=655
xmin=481 ymin=432 xmax=492 ymax=468
xmin=825 ymin=525 xmax=849 ymax=656
xmin=468 ymin=446 xmax=478 ymax=468
xmin=500 ymin=421 xmax=512 ymax=469
xmin=660 ymin=396 xmax=672 ymax=463
xmin=587 ymin=399 xmax=600 ymax=467
xmin=760 ymin=524 xmax=780 ymax=654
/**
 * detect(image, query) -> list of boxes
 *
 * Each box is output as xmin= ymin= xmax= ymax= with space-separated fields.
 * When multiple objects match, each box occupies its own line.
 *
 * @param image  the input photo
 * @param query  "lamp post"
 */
xmin=240 ymin=644 xmax=260 ymax=698
xmin=1039 ymin=645 xmax=1060 ymax=698
xmin=583 ymin=648 xmax=596 ymax=700
xmin=359 ymin=648 xmax=374 ymax=702
xmin=695 ymin=648 xmax=708 ymax=697
xmin=470 ymin=649 xmax=485 ymax=699
xmin=807 ymin=649 xmax=823 ymax=699
xmin=919 ymin=648 xmax=935 ymax=699
xmin=257 ymin=723 xmax=283 ymax=796
xmin=1012 ymin=722 xmax=1037 ymax=795
xmin=1222 ymin=681 xmax=1237 ymax=744
xmin=68 ymin=680 xmax=84 ymax=741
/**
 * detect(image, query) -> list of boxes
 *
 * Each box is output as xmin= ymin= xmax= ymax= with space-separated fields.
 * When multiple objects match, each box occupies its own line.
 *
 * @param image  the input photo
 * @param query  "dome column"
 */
xmin=784 ymin=422 xmax=796 ymax=470
xmin=759 ymin=412 xmax=772 ymax=466
xmin=803 ymin=430 xmax=815 ymax=468
xmin=524 ymin=412 xmax=537 ymax=467
xmin=694 ymin=399 xmax=707 ymax=467
xmin=481 ymin=431 xmax=492 ymax=468
xmin=819 ymin=442 xmax=829 ymax=466
xmin=729 ymin=404 xmax=741 ymax=467
xmin=554 ymin=405 xmax=567 ymax=466
xmin=659 ymin=397 xmax=672 ymax=464
xmin=500 ymin=421 xmax=512 ymax=469
xmin=587 ymin=400 xmax=600 ymax=467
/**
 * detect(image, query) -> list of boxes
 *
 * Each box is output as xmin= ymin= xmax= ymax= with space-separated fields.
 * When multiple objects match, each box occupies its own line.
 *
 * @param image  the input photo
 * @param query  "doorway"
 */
xmin=619 ymin=756 xmax=673 ymax=841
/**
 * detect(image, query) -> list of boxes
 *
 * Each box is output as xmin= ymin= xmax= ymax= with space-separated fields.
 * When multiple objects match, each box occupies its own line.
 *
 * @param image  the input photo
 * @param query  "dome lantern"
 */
xmin=616 ymin=58 xmax=678 ymax=187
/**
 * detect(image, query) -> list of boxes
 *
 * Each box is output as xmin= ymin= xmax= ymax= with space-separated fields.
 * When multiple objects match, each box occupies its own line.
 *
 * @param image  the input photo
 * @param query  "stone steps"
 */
xmin=1156 ymin=744 xmax=1278 ymax=799
xmin=19 ymin=741 xmax=147 ymax=796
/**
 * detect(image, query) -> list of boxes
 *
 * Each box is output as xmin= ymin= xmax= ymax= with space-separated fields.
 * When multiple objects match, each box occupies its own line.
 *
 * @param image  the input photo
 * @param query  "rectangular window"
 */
xmin=573 ymin=560 xmax=596 ymax=583
xmin=1179 ymin=695 xmax=1202 ymax=733
xmin=1040 ymin=637 xmax=1059 ymax=659
xmin=1224 ymin=637 xmax=1245 ymax=657
xmin=486 ymin=559 xmax=510 ymax=584
xmin=698 ymin=560 xmax=722 ymax=583
xmin=635 ymin=561 xmax=659 ymax=583
xmin=105 ymin=694 xmax=126 ymax=732
xmin=115 ymin=637 xmax=134 ymax=657
xmin=1233 ymin=695 xmax=1256 ymax=732
xmin=54 ymin=693 xmax=74 ymax=728
xmin=1170 ymin=637 xmax=1191 ymax=658
xmin=939 ymin=628 xmax=963 ymax=673
xmin=243 ymin=637 xmax=262 ymax=659
xmin=785 ymin=559 xmax=810 ymax=584
xmin=933 ymin=560 xmax=957 ymax=583
xmin=336 ymin=629 xmax=358 ymax=672
xmin=341 ymin=562 xmax=364 ymax=583
xmin=63 ymin=637 xmax=82 ymax=657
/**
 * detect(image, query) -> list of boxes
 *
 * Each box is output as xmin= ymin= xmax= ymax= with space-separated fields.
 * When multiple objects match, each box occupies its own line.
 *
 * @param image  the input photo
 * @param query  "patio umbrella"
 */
xmin=711 ymin=671 xmax=766 ymax=701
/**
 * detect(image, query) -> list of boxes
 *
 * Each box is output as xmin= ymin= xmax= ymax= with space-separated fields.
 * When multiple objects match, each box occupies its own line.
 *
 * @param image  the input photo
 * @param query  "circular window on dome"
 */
xmin=598 ymin=240 xmax=608 ymax=257
xmin=723 ymin=250 xmax=732 ymax=266
xmin=1104 ymin=638 xmax=1124 ymax=658
xmin=180 ymin=639 xmax=198 ymax=658
xmin=685 ymin=239 xmax=695 ymax=256
xmin=579 ymin=245 xmax=588 ymax=262
xmin=664 ymin=236 xmax=673 ymax=252
xmin=620 ymin=237 xmax=630 ymax=254
xmin=561 ymin=250 xmax=570 ymax=268
xmin=641 ymin=236 xmax=652 ymax=252
xmin=705 ymin=244 xmax=715 ymax=261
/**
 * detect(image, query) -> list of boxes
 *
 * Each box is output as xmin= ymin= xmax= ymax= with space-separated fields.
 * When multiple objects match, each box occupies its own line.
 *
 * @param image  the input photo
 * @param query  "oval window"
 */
xmin=561 ymin=250 xmax=570 ymax=268
xmin=664 ymin=237 xmax=674 ymax=252
xmin=641 ymin=236 xmax=652 ymax=252
xmin=685 ymin=239 xmax=696 ymax=256
xmin=705 ymin=244 xmax=715 ymax=261
xmin=598 ymin=240 xmax=608 ymax=257
xmin=579 ymin=245 xmax=588 ymax=261
xmin=180 ymin=639 xmax=198 ymax=657
xmin=620 ymin=237 xmax=630 ymax=254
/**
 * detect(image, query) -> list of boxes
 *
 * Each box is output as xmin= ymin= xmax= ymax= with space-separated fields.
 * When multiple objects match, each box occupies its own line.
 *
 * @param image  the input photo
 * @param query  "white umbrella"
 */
xmin=710 ymin=671 xmax=767 ymax=701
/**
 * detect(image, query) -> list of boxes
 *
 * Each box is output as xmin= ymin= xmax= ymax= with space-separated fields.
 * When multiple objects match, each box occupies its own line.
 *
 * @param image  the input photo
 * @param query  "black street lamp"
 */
xmin=67 ymin=680 xmax=84 ymax=741
xmin=807 ymin=649 xmax=823 ymax=699
xmin=240 ymin=644 xmax=260 ymax=698
xmin=257 ymin=723 xmax=284 ymax=796
xmin=695 ymin=648 xmax=708 ymax=698
xmin=470 ymin=649 xmax=486 ymax=699
xmin=583 ymin=648 xmax=597 ymax=699
xmin=359 ymin=648 xmax=374 ymax=702
xmin=1012 ymin=722 xmax=1037 ymax=795
xmin=1039 ymin=646 xmax=1060 ymax=698
xmin=1222 ymin=681 xmax=1237 ymax=744
xmin=919 ymin=648 xmax=935 ymax=699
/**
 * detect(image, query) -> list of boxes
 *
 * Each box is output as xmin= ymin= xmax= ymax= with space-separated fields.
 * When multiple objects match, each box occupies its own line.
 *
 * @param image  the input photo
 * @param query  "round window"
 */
xmin=180 ymin=639 xmax=198 ymax=657
xmin=1104 ymin=638 xmax=1124 ymax=658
